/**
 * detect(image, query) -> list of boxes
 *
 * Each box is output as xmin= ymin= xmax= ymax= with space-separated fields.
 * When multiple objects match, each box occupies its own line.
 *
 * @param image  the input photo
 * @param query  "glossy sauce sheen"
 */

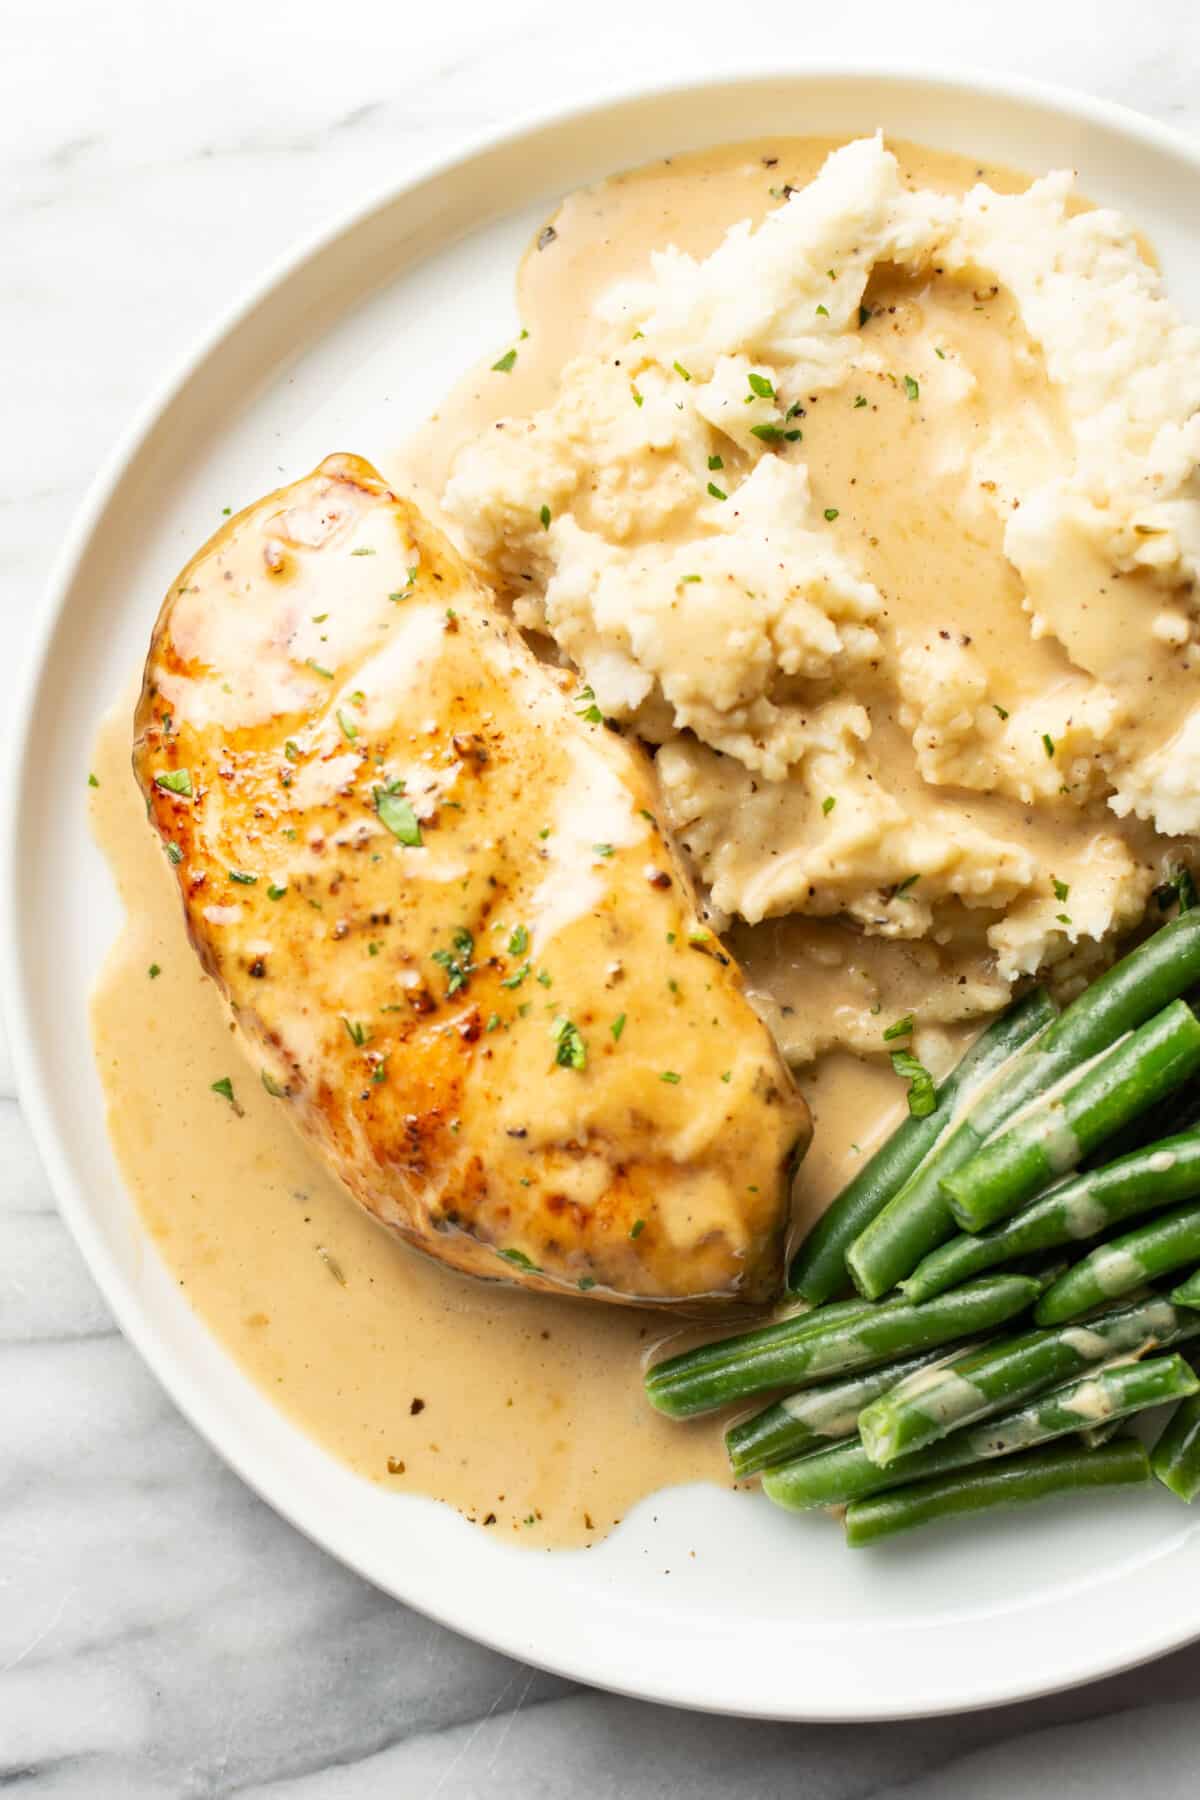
xmin=95 ymin=135 xmax=1096 ymax=1545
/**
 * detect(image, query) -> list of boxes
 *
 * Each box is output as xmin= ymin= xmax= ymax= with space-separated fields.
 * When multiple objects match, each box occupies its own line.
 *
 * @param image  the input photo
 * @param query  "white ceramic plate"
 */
xmin=7 ymin=66 xmax=1200 ymax=1721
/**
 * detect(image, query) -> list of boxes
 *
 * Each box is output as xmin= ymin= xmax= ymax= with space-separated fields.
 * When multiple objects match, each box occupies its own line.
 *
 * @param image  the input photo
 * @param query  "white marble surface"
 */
xmin=6 ymin=0 xmax=1200 ymax=1791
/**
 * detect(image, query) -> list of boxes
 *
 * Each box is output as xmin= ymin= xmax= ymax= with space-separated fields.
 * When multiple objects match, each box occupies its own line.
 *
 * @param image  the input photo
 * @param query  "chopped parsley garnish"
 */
xmin=993 ymin=704 xmax=1009 ymax=721
xmin=707 ymin=481 xmax=727 ymax=501
xmin=631 ymin=385 xmax=644 ymax=406
xmin=679 ymin=573 xmax=701 ymax=584
xmin=629 ymin=1219 xmax=646 ymax=1239
xmin=350 ymin=546 xmax=376 ymax=556
xmin=822 ymin=796 xmax=836 ymax=815
xmin=499 ymin=1248 xmax=539 ymax=1271
xmin=611 ymin=1012 xmax=626 ymax=1042
xmin=485 ymin=1013 xmax=501 ymax=1033
xmin=539 ymin=504 xmax=551 ymax=529
xmin=708 ymin=454 xmax=724 ymax=470
xmin=210 ymin=1076 xmax=242 ymax=1115
xmin=432 ymin=927 xmax=474 ymax=996
xmin=284 ymin=740 xmax=301 ymax=762
xmin=577 ymin=1276 xmax=597 ymax=1291
xmin=343 ymin=1018 xmax=369 ymax=1046
xmin=1169 ymin=867 xmax=1199 ymax=912
xmin=815 ymin=304 xmax=829 ymax=318
xmin=491 ymin=348 xmax=517 ymax=372
xmin=750 ymin=423 xmax=803 ymax=444
xmin=1056 ymin=913 xmax=1072 ymax=926
xmin=374 ymin=781 xmax=422 ymax=846
xmin=551 ymin=1016 xmax=587 ymax=1070
xmin=894 ymin=874 xmax=920 ymax=897
xmin=306 ymin=659 xmax=334 ymax=679
xmin=859 ymin=305 xmax=871 ymax=327
xmin=337 ymin=710 xmax=358 ymax=742
xmin=935 ymin=346 xmax=946 ymax=359
xmin=890 ymin=1048 xmax=936 ymax=1119
xmin=1042 ymin=732 xmax=1056 ymax=759
xmin=501 ymin=962 xmax=531 ymax=989
xmin=155 ymin=769 xmax=193 ymax=797
xmin=854 ymin=394 xmax=868 ymax=408
xmin=266 ymin=882 xmax=287 ymax=901
xmin=1053 ymin=877 xmax=1070 ymax=902
xmin=87 ymin=772 xmax=99 ymax=788
xmin=148 ymin=963 xmax=161 ymax=979
xmin=165 ymin=841 xmax=183 ymax=865
xmin=592 ymin=843 xmax=614 ymax=858
xmin=673 ymin=360 xmax=692 ymax=382
xmin=575 ymin=684 xmax=603 ymax=724
xmin=262 ymin=1071 xmax=287 ymax=1097
xmin=536 ymin=969 xmax=552 ymax=988
xmin=747 ymin=372 xmax=775 ymax=399
xmin=228 ymin=869 xmax=257 ymax=885
xmin=720 ymin=1070 xmax=732 ymax=1083
xmin=824 ymin=507 xmax=839 ymax=522
xmin=883 ymin=1015 xmax=914 ymax=1041
xmin=508 ymin=924 xmax=529 ymax=956
xmin=659 ymin=1070 xmax=682 ymax=1084
xmin=904 ymin=374 xmax=920 ymax=401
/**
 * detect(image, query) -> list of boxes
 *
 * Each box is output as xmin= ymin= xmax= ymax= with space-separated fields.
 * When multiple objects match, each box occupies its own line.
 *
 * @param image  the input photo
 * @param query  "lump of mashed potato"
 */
xmin=442 ymin=133 xmax=1200 ymax=1059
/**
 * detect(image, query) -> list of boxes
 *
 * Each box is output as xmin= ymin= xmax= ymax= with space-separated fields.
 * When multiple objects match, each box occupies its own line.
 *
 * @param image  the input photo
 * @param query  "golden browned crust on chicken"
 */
xmin=133 ymin=454 xmax=809 ymax=1304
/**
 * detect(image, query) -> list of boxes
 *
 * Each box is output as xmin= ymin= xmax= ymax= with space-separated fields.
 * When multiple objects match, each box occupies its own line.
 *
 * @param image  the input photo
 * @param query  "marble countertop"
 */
xmin=6 ymin=1 xmax=1200 ymax=1792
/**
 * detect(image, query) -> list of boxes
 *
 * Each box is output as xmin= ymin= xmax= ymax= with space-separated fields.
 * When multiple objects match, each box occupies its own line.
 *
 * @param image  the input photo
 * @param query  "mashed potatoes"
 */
xmin=441 ymin=134 xmax=1200 ymax=1061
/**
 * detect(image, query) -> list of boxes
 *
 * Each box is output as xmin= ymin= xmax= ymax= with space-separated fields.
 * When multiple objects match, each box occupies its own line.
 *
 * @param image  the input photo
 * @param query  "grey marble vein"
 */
xmin=4 ymin=0 xmax=1200 ymax=1794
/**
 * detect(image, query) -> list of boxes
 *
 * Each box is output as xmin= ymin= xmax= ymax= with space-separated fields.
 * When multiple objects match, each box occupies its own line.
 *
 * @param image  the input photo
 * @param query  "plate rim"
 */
xmin=8 ymin=58 xmax=1200 ymax=1721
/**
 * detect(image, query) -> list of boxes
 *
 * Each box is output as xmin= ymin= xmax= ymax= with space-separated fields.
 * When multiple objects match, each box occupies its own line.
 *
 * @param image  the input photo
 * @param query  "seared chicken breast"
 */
xmin=134 ymin=454 xmax=809 ymax=1305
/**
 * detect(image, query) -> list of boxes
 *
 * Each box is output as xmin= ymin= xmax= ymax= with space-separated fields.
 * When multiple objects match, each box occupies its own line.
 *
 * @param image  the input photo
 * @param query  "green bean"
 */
xmin=762 ymin=1354 xmax=1196 ymax=1510
xmin=1035 ymin=1200 xmax=1200 ymax=1325
xmin=725 ymin=1347 xmax=952 ymax=1478
xmin=1151 ymin=1390 xmax=1200 ymax=1501
xmin=1170 ymin=1268 xmax=1200 ymax=1308
xmin=643 ymin=1274 xmax=1040 ymax=1419
xmin=1080 ymin=1079 xmax=1200 ymax=1170
xmin=943 ymin=1001 xmax=1200 ymax=1235
xmin=843 ymin=1439 xmax=1150 ymax=1545
xmin=902 ymin=1128 xmax=1200 ymax=1303
xmin=856 ymin=1294 xmax=1199 ymax=1466
xmin=846 ymin=914 xmax=1200 ymax=1298
xmin=788 ymin=990 xmax=1057 ymax=1304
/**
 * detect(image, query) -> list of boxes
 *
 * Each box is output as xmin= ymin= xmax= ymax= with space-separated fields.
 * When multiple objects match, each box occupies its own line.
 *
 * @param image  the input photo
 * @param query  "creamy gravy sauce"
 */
xmin=93 ymin=135 xmax=1167 ymax=1545
xmin=398 ymin=135 xmax=1176 ymax=1068
xmin=92 ymin=696 xmax=731 ymax=1547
